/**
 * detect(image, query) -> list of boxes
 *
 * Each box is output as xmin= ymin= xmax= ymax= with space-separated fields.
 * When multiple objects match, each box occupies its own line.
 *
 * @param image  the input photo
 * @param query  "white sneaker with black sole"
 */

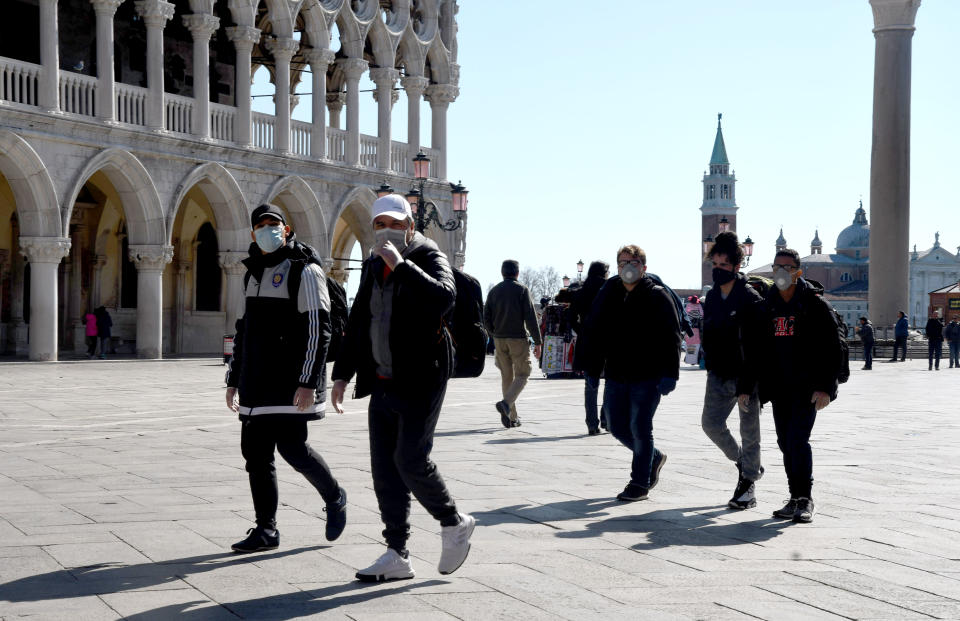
xmin=438 ymin=512 xmax=476 ymax=575
xmin=355 ymin=548 xmax=415 ymax=582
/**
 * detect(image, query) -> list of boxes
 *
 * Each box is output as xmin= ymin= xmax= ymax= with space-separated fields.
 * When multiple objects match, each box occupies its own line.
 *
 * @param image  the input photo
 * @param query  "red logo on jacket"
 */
xmin=773 ymin=315 xmax=795 ymax=337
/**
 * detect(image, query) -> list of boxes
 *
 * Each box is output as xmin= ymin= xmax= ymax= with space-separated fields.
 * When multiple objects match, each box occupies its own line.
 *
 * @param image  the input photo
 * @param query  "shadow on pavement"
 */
xmin=484 ymin=434 xmax=586 ymax=444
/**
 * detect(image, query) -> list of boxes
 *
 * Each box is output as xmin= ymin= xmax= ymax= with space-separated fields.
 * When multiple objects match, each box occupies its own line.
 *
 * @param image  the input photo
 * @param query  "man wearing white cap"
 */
xmin=331 ymin=194 xmax=475 ymax=582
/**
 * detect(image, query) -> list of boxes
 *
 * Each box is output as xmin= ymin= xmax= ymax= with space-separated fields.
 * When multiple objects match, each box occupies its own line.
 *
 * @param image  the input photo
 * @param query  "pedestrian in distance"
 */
xmin=891 ymin=311 xmax=909 ymax=362
xmin=331 ymin=194 xmax=475 ymax=582
xmin=225 ymin=203 xmax=347 ymax=553
xmin=83 ymin=311 xmax=98 ymax=358
xmin=571 ymin=260 xmax=610 ymax=435
xmin=95 ymin=306 xmax=112 ymax=359
xmin=578 ymin=245 xmax=679 ymax=503
xmin=945 ymin=315 xmax=960 ymax=369
xmin=700 ymin=231 xmax=765 ymax=510
xmin=758 ymin=249 xmax=841 ymax=524
xmin=925 ymin=311 xmax=944 ymax=371
xmin=483 ymin=259 xmax=543 ymax=428
xmin=856 ymin=316 xmax=874 ymax=370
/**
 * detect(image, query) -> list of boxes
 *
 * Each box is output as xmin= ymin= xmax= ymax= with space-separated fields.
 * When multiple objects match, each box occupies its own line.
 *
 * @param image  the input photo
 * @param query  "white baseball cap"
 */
xmin=370 ymin=194 xmax=412 ymax=224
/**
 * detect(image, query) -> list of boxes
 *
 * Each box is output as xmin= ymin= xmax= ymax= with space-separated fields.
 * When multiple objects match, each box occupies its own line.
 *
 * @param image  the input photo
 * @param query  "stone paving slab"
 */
xmin=1 ymin=357 xmax=960 ymax=619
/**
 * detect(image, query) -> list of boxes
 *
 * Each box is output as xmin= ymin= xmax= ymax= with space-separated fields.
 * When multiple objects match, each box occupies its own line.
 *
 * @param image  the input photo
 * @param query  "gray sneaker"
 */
xmin=772 ymin=498 xmax=799 ymax=519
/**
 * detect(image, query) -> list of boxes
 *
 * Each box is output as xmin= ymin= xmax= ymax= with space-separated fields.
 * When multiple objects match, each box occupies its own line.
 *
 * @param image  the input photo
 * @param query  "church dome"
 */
xmin=836 ymin=202 xmax=870 ymax=250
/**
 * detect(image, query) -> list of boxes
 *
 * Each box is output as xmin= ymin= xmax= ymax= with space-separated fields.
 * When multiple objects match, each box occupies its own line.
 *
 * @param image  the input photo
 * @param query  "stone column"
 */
xmin=38 ymin=0 xmax=60 ymax=112
xmin=182 ymin=12 xmax=219 ymax=140
xmin=326 ymin=92 xmax=345 ymax=129
xmin=868 ymin=0 xmax=920 ymax=329
xmin=401 ymin=75 xmax=428 ymax=152
xmin=135 ymin=0 xmax=175 ymax=131
xmin=0 ymin=250 xmax=7 ymax=333
xmin=226 ymin=26 xmax=260 ymax=147
xmin=91 ymin=0 xmax=122 ymax=122
xmin=425 ymin=84 xmax=458 ymax=180
xmin=264 ymin=37 xmax=300 ymax=154
xmin=303 ymin=48 xmax=336 ymax=159
xmin=172 ymin=258 xmax=189 ymax=353
xmin=128 ymin=244 xmax=173 ymax=359
xmin=338 ymin=58 xmax=368 ymax=166
xmin=91 ymin=254 xmax=107 ymax=308
xmin=8 ymin=248 xmax=26 ymax=354
xmin=19 ymin=237 xmax=71 ymax=361
xmin=218 ymin=251 xmax=246 ymax=336
xmin=370 ymin=68 xmax=400 ymax=171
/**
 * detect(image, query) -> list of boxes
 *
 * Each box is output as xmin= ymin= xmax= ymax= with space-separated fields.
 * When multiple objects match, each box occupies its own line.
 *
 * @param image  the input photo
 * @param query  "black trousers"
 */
xmin=241 ymin=418 xmax=340 ymax=530
xmin=892 ymin=336 xmax=908 ymax=361
xmin=770 ymin=396 xmax=818 ymax=499
xmin=368 ymin=379 xmax=458 ymax=552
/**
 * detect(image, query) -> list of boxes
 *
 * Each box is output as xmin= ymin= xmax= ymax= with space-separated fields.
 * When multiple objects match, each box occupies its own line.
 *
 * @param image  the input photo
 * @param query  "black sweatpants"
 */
xmin=368 ymin=379 xmax=459 ymax=553
xmin=770 ymin=396 xmax=818 ymax=499
xmin=241 ymin=417 xmax=340 ymax=530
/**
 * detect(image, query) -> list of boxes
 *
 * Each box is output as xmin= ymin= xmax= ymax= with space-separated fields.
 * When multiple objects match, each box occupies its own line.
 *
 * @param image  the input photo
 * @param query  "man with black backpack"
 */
xmin=225 ymin=203 xmax=347 ymax=553
xmin=758 ymin=248 xmax=842 ymax=524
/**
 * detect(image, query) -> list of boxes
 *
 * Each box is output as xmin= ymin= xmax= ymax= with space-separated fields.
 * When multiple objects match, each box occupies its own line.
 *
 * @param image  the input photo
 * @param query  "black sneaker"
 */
xmin=231 ymin=526 xmax=279 ymax=553
xmin=648 ymin=451 xmax=667 ymax=490
xmin=616 ymin=483 xmax=648 ymax=502
xmin=324 ymin=487 xmax=347 ymax=541
xmin=772 ymin=498 xmax=799 ymax=519
xmin=793 ymin=497 xmax=815 ymax=523
xmin=728 ymin=477 xmax=756 ymax=510
xmin=587 ymin=427 xmax=601 ymax=436
xmin=495 ymin=400 xmax=511 ymax=428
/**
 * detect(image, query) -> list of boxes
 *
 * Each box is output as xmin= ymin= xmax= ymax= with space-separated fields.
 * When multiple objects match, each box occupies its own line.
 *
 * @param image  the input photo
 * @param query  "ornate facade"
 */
xmin=0 ymin=0 xmax=465 ymax=360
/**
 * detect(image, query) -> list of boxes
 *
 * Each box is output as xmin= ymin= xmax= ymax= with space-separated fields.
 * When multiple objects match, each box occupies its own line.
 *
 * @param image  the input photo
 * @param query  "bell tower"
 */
xmin=700 ymin=113 xmax=738 ymax=287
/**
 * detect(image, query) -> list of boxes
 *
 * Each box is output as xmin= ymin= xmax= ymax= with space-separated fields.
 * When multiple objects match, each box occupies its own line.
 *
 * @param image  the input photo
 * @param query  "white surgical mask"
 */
xmin=375 ymin=228 xmax=410 ymax=253
xmin=254 ymin=225 xmax=285 ymax=253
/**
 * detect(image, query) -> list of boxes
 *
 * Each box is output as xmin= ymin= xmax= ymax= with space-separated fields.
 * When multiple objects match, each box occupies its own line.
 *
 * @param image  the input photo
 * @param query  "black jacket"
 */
xmin=701 ymin=273 xmax=764 ymax=395
xmin=226 ymin=237 xmax=332 ymax=420
xmin=758 ymin=278 xmax=839 ymax=403
xmin=332 ymin=232 xmax=456 ymax=399
xmin=858 ymin=321 xmax=874 ymax=344
xmin=577 ymin=275 xmax=680 ymax=383
xmin=945 ymin=320 xmax=960 ymax=342
xmin=926 ymin=317 xmax=944 ymax=342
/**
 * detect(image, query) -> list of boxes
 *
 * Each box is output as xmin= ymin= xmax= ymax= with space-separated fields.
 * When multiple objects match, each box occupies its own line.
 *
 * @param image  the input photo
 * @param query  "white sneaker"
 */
xmin=355 ymin=548 xmax=415 ymax=582
xmin=438 ymin=512 xmax=476 ymax=575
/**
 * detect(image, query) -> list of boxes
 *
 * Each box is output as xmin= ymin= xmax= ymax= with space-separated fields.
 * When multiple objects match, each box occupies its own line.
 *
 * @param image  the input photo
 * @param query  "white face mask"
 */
xmin=254 ymin=225 xmax=285 ymax=253
xmin=375 ymin=227 xmax=410 ymax=253
xmin=774 ymin=273 xmax=793 ymax=291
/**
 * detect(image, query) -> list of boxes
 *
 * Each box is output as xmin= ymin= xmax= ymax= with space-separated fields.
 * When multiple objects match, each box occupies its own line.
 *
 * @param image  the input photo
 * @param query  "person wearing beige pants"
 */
xmin=493 ymin=337 xmax=539 ymax=424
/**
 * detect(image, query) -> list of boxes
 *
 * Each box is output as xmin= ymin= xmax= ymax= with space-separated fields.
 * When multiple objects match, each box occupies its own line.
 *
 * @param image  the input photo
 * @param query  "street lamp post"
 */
xmin=576 ymin=259 xmax=584 ymax=281
xmin=562 ymin=275 xmax=571 ymax=288
xmin=403 ymin=150 xmax=469 ymax=233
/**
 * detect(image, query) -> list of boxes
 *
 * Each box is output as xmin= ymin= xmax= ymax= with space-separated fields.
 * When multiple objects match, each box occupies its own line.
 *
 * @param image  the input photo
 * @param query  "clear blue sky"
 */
xmin=259 ymin=1 xmax=960 ymax=295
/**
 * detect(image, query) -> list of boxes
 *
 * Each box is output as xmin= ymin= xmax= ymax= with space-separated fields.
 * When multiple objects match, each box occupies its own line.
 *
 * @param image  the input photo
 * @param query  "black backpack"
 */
xmin=448 ymin=267 xmax=487 ymax=378
xmin=798 ymin=288 xmax=850 ymax=386
xmin=646 ymin=272 xmax=695 ymax=340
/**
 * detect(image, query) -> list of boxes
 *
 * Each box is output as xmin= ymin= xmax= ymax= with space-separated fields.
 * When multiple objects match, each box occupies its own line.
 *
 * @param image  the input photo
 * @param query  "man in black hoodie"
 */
xmin=331 ymin=194 xmax=474 ymax=582
xmin=571 ymin=260 xmax=609 ymax=435
xmin=759 ymin=249 xmax=839 ymax=524
xmin=225 ymin=203 xmax=347 ymax=553
xmin=579 ymin=245 xmax=679 ymax=502
xmin=925 ymin=311 xmax=944 ymax=371
xmin=700 ymin=232 xmax=764 ymax=510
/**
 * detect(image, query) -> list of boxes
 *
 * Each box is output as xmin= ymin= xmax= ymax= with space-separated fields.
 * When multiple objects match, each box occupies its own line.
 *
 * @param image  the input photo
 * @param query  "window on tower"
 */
xmin=721 ymin=185 xmax=729 ymax=199
xmin=709 ymin=185 xmax=716 ymax=199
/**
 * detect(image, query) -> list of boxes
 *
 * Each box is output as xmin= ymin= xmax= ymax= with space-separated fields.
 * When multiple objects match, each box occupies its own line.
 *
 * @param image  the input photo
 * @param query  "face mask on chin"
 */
xmin=712 ymin=267 xmax=736 ymax=286
xmin=375 ymin=227 xmax=410 ymax=253
xmin=254 ymin=225 xmax=285 ymax=253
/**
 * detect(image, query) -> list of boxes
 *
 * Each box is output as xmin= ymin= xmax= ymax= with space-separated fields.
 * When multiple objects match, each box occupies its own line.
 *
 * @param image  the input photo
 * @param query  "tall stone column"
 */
xmin=172 ymin=259 xmax=189 ymax=353
xmin=128 ymin=244 xmax=173 ymax=359
xmin=8 ymin=248 xmax=27 ymax=354
xmin=0 ymin=250 xmax=7 ymax=335
xmin=135 ymin=0 xmax=175 ymax=131
xmin=91 ymin=0 xmax=122 ymax=122
xmin=38 ymin=0 xmax=60 ymax=112
xmin=338 ymin=58 xmax=368 ymax=166
xmin=425 ymin=84 xmax=458 ymax=180
xmin=264 ymin=37 xmax=299 ymax=154
xmin=182 ymin=12 xmax=220 ymax=140
xmin=868 ymin=0 xmax=920 ymax=329
xmin=19 ymin=237 xmax=71 ymax=361
xmin=401 ymin=75 xmax=428 ymax=152
xmin=370 ymin=68 xmax=400 ymax=171
xmin=218 ymin=251 xmax=246 ymax=336
xmin=326 ymin=92 xmax=345 ymax=129
xmin=304 ymin=48 xmax=336 ymax=159
xmin=226 ymin=26 xmax=260 ymax=147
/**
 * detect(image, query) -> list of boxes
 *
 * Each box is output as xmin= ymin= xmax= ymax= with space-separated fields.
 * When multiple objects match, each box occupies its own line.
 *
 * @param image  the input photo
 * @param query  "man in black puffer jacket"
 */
xmin=571 ymin=260 xmax=609 ymax=435
xmin=331 ymin=194 xmax=475 ymax=583
xmin=226 ymin=203 xmax=347 ymax=553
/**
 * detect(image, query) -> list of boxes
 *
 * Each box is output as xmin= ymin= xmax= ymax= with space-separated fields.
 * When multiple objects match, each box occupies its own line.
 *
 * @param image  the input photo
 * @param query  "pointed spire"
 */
xmin=811 ymin=230 xmax=822 ymax=246
xmin=776 ymin=227 xmax=787 ymax=251
xmin=710 ymin=113 xmax=729 ymax=165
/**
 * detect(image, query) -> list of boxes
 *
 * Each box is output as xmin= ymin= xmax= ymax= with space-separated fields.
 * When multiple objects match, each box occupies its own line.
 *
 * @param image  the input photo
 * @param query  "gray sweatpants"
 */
xmin=701 ymin=371 xmax=762 ymax=482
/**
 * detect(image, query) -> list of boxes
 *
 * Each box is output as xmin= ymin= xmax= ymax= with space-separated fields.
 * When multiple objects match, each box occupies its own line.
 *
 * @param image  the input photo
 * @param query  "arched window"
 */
xmin=840 ymin=272 xmax=852 ymax=282
xmin=721 ymin=184 xmax=729 ymax=199
xmin=195 ymin=222 xmax=222 ymax=311
xmin=708 ymin=185 xmax=716 ymax=199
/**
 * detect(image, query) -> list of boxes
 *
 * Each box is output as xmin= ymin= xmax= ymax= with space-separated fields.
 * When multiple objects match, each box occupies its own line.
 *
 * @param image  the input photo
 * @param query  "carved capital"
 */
xmin=182 ymin=13 xmax=220 ymax=40
xmin=226 ymin=25 xmax=261 ymax=48
xmin=19 ymin=237 xmax=72 ymax=264
xmin=369 ymin=67 xmax=400 ymax=87
xmin=303 ymin=48 xmax=336 ymax=70
xmin=134 ymin=0 xmax=175 ymax=27
xmin=265 ymin=36 xmax=300 ymax=62
xmin=90 ymin=0 xmax=123 ymax=17
xmin=425 ymin=83 xmax=458 ymax=106
xmin=326 ymin=92 xmax=346 ymax=108
xmin=337 ymin=57 xmax=368 ymax=81
xmin=129 ymin=245 xmax=174 ymax=272
xmin=870 ymin=0 xmax=921 ymax=32
xmin=218 ymin=251 xmax=248 ymax=275
xmin=401 ymin=75 xmax=429 ymax=98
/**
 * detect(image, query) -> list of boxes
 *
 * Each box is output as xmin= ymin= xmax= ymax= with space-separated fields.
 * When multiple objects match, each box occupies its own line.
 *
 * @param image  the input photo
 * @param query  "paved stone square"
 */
xmin=0 ymin=356 xmax=959 ymax=620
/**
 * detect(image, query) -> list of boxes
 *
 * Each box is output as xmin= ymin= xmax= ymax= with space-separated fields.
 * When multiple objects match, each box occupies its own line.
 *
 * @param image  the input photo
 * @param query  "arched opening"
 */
xmin=195 ymin=222 xmax=221 ymax=311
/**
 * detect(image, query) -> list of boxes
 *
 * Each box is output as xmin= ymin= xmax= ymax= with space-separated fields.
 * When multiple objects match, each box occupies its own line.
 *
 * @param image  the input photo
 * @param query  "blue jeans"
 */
xmin=862 ymin=341 xmax=873 ymax=368
xmin=928 ymin=341 xmax=943 ymax=368
xmin=892 ymin=336 xmax=907 ymax=361
xmin=584 ymin=374 xmax=603 ymax=430
xmin=602 ymin=379 xmax=662 ymax=488
xmin=949 ymin=341 xmax=959 ymax=367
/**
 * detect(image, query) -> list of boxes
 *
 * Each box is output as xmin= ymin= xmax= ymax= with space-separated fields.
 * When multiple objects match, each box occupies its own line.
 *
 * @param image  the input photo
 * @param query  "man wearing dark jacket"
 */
xmin=945 ymin=315 xmax=960 ymax=368
xmin=571 ymin=261 xmax=610 ymax=435
xmin=856 ymin=317 xmax=875 ymax=370
xmin=925 ymin=311 xmax=944 ymax=371
xmin=759 ymin=249 xmax=839 ymax=524
xmin=579 ymin=245 xmax=679 ymax=502
xmin=700 ymin=232 xmax=764 ymax=510
xmin=891 ymin=311 xmax=909 ymax=362
xmin=331 ymin=194 xmax=474 ymax=582
xmin=226 ymin=203 xmax=347 ymax=553
xmin=484 ymin=260 xmax=542 ymax=428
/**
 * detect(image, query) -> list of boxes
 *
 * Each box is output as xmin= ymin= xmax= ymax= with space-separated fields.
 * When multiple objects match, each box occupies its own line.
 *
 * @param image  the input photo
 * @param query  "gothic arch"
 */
xmin=262 ymin=176 xmax=327 ymax=254
xmin=426 ymin=37 xmax=451 ymax=85
xmin=0 ymin=130 xmax=61 ymax=238
xmin=334 ymin=10 xmax=364 ymax=58
xmin=330 ymin=185 xmax=376 ymax=262
xmin=397 ymin=29 xmax=428 ymax=76
xmin=168 ymin=162 xmax=249 ymax=252
xmin=63 ymin=149 xmax=165 ymax=245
